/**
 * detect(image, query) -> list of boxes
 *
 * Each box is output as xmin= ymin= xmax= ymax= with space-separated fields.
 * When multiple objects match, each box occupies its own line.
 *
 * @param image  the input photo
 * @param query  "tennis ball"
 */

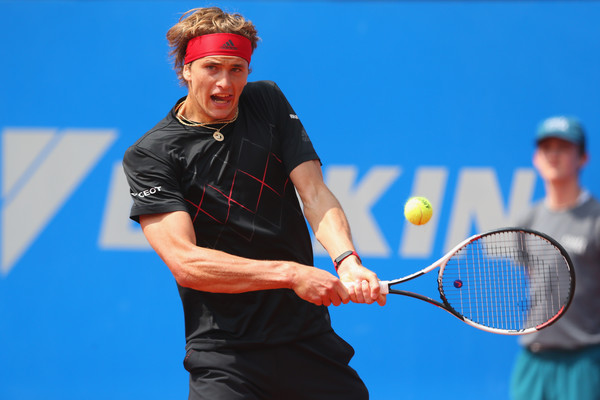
xmin=404 ymin=196 xmax=433 ymax=226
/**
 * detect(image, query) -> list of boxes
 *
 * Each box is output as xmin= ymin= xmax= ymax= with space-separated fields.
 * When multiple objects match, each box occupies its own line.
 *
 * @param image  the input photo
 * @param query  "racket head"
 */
xmin=437 ymin=228 xmax=575 ymax=335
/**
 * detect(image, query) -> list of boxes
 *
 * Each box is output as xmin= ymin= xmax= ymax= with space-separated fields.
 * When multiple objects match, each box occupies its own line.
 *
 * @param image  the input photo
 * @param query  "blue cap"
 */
xmin=535 ymin=116 xmax=586 ymax=150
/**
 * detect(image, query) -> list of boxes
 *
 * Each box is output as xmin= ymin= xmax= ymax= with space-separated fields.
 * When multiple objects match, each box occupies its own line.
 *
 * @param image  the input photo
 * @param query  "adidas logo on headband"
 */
xmin=220 ymin=40 xmax=238 ymax=50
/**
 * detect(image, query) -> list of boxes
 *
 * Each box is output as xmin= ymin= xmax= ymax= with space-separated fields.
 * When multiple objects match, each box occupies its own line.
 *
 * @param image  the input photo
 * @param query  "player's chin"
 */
xmin=210 ymin=100 xmax=236 ymax=117
xmin=211 ymin=110 xmax=235 ymax=120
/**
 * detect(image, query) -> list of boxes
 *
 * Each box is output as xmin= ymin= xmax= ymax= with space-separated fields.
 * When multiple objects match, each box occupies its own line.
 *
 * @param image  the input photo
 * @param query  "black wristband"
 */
xmin=333 ymin=250 xmax=360 ymax=271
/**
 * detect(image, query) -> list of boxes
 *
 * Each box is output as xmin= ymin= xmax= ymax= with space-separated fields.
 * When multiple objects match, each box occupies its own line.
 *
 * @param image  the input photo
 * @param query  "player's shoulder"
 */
xmin=239 ymin=81 xmax=288 ymax=117
xmin=245 ymin=80 xmax=280 ymax=91
xmin=583 ymin=195 xmax=600 ymax=216
xmin=124 ymin=101 xmax=184 ymax=159
xmin=512 ymin=201 xmax=544 ymax=228
xmin=586 ymin=195 xmax=600 ymax=207
xmin=242 ymin=80 xmax=284 ymax=99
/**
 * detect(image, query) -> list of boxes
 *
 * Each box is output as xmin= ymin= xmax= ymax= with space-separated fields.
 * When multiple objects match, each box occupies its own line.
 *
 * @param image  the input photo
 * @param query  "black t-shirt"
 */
xmin=123 ymin=81 xmax=333 ymax=350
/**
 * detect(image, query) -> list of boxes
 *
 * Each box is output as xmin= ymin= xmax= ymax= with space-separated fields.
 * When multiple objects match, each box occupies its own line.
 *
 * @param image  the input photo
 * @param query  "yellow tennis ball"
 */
xmin=404 ymin=196 xmax=433 ymax=225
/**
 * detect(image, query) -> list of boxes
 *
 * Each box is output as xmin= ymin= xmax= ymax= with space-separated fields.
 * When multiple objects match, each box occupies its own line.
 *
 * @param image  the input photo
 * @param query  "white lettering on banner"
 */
xmin=444 ymin=168 xmax=537 ymax=252
xmin=0 ymin=127 xmax=539 ymax=276
xmin=1 ymin=128 xmax=116 ymax=276
xmin=99 ymin=162 xmax=150 ymax=249
xmin=96 ymin=165 xmax=539 ymax=256
xmin=314 ymin=166 xmax=402 ymax=256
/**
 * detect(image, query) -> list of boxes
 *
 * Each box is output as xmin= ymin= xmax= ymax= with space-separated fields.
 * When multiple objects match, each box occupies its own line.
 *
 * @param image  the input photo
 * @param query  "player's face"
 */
xmin=182 ymin=56 xmax=249 ymax=122
xmin=533 ymin=138 xmax=587 ymax=184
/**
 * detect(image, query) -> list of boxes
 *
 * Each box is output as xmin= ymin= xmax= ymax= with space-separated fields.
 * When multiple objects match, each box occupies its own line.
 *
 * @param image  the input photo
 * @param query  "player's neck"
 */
xmin=177 ymin=98 xmax=237 ymax=125
xmin=544 ymin=180 xmax=582 ymax=211
xmin=178 ymin=99 xmax=210 ymax=123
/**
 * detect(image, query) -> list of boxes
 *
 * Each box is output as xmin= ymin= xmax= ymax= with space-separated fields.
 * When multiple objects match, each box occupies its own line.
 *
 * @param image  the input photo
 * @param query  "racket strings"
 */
xmin=439 ymin=231 xmax=572 ymax=332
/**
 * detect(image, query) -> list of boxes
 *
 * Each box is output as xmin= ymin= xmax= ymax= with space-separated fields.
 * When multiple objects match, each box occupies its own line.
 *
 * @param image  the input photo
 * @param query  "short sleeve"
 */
xmin=268 ymin=82 xmax=320 ymax=174
xmin=122 ymin=145 xmax=189 ymax=222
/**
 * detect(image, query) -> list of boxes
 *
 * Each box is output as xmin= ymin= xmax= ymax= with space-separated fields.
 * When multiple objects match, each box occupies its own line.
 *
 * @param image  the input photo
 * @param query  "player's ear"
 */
xmin=578 ymin=151 xmax=589 ymax=170
xmin=532 ymin=149 xmax=541 ymax=170
xmin=182 ymin=63 xmax=192 ymax=82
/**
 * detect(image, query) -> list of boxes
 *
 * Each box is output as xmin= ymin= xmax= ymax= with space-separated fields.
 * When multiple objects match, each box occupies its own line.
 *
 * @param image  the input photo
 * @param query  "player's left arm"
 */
xmin=290 ymin=159 xmax=386 ymax=305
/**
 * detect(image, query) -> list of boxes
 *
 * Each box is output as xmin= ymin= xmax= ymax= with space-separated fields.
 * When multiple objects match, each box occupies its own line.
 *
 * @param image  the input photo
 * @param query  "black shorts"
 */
xmin=183 ymin=331 xmax=369 ymax=400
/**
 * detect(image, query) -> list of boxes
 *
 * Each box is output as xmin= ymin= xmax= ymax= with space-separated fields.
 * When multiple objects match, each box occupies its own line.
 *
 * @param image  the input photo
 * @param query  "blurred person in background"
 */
xmin=511 ymin=116 xmax=600 ymax=400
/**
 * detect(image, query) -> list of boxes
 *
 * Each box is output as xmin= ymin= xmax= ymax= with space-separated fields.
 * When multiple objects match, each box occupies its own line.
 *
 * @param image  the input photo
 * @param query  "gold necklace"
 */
xmin=175 ymin=100 xmax=239 ymax=142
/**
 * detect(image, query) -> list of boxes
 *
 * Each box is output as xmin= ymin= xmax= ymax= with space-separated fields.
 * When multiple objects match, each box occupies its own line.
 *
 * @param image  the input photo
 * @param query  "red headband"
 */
xmin=184 ymin=33 xmax=252 ymax=65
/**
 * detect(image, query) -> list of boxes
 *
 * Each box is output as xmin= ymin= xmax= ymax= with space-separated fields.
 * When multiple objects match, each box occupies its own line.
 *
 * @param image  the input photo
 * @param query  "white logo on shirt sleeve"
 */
xmin=131 ymin=186 xmax=162 ymax=198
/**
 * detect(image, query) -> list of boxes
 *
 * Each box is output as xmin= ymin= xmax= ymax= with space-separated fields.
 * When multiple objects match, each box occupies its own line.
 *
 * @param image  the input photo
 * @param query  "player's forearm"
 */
xmin=303 ymin=191 xmax=356 ymax=262
xmin=140 ymin=211 xmax=302 ymax=293
xmin=170 ymin=241 xmax=350 ymax=306
xmin=166 ymin=244 xmax=301 ymax=293
xmin=290 ymin=160 xmax=356 ymax=260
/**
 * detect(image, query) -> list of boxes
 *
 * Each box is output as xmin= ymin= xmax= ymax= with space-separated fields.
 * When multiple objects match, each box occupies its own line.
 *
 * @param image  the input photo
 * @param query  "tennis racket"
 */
xmin=356 ymin=228 xmax=575 ymax=335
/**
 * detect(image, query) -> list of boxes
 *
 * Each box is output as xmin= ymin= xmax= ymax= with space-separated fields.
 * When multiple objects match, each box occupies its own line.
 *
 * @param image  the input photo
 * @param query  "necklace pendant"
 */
xmin=213 ymin=131 xmax=225 ymax=141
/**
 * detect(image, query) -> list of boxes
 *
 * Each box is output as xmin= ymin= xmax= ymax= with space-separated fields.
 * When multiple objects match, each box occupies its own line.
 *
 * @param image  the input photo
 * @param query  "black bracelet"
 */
xmin=333 ymin=250 xmax=360 ymax=271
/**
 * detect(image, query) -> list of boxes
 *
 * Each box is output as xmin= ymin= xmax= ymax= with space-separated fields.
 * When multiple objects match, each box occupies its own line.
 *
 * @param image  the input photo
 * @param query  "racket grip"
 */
xmin=379 ymin=281 xmax=390 ymax=294
xmin=343 ymin=280 xmax=390 ymax=294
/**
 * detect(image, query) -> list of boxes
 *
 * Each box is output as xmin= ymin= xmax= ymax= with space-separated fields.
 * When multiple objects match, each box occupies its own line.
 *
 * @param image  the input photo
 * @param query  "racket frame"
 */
xmin=381 ymin=227 xmax=575 ymax=335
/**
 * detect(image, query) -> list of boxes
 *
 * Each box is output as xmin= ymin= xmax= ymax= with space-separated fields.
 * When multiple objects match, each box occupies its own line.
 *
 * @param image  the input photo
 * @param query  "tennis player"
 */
xmin=122 ymin=7 xmax=385 ymax=400
xmin=510 ymin=116 xmax=600 ymax=400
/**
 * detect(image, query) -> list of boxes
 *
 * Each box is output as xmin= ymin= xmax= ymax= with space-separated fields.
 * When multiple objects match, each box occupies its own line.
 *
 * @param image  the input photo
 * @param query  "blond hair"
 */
xmin=166 ymin=7 xmax=259 ymax=86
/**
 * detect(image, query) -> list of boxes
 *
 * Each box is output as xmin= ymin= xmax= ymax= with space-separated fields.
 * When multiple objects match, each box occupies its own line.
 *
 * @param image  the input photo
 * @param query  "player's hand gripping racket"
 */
xmin=358 ymin=228 xmax=575 ymax=335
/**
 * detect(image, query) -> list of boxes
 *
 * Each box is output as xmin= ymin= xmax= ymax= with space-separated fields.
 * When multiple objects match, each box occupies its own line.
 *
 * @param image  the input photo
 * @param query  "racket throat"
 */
xmin=388 ymin=289 xmax=465 ymax=321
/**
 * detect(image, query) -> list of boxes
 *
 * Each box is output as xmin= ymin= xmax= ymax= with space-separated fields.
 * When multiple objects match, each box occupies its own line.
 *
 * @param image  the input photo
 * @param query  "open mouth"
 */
xmin=211 ymin=94 xmax=233 ymax=104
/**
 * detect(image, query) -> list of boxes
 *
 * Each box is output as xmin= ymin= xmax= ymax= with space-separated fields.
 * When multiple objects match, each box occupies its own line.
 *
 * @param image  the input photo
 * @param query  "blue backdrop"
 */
xmin=1 ymin=1 xmax=599 ymax=399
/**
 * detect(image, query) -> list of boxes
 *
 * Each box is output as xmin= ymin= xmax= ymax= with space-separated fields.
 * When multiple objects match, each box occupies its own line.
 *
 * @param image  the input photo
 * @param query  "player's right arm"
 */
xmin=139 ymin=210 xmax=349 ymax=306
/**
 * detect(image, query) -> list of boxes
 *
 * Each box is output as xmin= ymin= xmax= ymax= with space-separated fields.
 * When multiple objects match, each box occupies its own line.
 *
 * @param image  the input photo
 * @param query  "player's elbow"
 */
xmin=171 ymin=268 xmax=193 ymax=288
xmin=165 ymin=255 xmax=197 ymax=289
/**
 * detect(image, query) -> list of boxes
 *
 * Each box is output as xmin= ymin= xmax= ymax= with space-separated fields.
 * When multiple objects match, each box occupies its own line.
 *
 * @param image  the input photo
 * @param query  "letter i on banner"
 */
xmin=399 ymin=167 xmax=448 ymax=258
